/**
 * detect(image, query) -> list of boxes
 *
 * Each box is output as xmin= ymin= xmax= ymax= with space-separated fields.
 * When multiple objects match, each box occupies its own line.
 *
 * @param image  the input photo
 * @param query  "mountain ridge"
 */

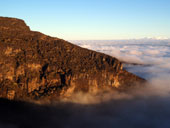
xmin=0 ymin=17 xmax=145 ymax=102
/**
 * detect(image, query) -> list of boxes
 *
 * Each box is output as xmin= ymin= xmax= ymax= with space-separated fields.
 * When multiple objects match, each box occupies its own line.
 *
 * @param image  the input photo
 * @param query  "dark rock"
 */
xmin=0 ymin=17 xmax=145 ymax=102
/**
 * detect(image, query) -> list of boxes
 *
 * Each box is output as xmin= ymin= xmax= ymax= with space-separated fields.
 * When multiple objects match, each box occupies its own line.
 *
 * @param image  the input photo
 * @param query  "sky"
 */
xmin=0 ymin=0 xmax=170 ymax=40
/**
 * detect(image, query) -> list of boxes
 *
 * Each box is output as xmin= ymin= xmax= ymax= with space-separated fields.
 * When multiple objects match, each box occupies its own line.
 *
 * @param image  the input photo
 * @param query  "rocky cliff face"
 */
xmin=0 ymin=17 xmax=145 ymax=101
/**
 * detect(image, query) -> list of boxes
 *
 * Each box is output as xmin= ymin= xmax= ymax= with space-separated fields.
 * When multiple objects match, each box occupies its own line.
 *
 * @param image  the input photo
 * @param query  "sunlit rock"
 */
xmin=0 ymin=17 xmax=145 ymax=102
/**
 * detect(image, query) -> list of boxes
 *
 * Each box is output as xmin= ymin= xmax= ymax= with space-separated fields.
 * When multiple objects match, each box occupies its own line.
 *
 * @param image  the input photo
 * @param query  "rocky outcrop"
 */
xmin=0 ymin=17 xmax=145 ymax=101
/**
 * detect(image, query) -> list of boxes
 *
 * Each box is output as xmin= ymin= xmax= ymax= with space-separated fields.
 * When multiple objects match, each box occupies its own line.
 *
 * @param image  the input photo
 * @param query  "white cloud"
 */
xmin=70 ymin=39 xmax=170 ymax=80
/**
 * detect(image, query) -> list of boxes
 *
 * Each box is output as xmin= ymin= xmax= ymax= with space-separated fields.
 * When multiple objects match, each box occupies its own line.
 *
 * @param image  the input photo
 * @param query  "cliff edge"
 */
xmin=0 ymin=17 xmax=145 ymax=101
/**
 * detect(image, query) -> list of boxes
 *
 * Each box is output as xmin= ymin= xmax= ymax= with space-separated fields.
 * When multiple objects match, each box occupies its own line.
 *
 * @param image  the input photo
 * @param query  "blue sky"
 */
xmin=0 ymin=0 xmax=170 ymax=40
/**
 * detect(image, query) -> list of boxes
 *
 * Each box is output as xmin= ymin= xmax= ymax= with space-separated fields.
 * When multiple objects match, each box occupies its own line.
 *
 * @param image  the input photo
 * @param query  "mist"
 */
xmin=1 ymin=39 xmax=170 ymax=128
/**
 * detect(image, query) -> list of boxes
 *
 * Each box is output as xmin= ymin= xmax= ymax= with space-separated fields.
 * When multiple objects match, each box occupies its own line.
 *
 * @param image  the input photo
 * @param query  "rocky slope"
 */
xmin=0 ymin=17 xmax=145 ymax=101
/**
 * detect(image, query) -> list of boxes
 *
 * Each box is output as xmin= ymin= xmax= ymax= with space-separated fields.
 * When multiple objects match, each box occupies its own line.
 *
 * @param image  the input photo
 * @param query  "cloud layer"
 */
xmin=1 ymin=39 xmax=170 ymax=128
xmin=70 ymin=39 xmax=170 ymax=80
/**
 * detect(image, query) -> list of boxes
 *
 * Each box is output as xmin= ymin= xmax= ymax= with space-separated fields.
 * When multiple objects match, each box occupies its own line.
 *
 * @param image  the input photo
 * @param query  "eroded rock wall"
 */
xmin=0 ymin=17 xmax=145 ymax=101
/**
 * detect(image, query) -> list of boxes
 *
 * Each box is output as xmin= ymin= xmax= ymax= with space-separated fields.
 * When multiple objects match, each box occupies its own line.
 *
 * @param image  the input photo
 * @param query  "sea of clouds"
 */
xmin=48 ymin=39 xmax=170 ymax=128
xmin=69 ymin=39 xmax=170 ymax=97
xmin=70 ymin=39 xmax=170 ymax=80
xmin=1 ymin=39 xmax=170 ymax=128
